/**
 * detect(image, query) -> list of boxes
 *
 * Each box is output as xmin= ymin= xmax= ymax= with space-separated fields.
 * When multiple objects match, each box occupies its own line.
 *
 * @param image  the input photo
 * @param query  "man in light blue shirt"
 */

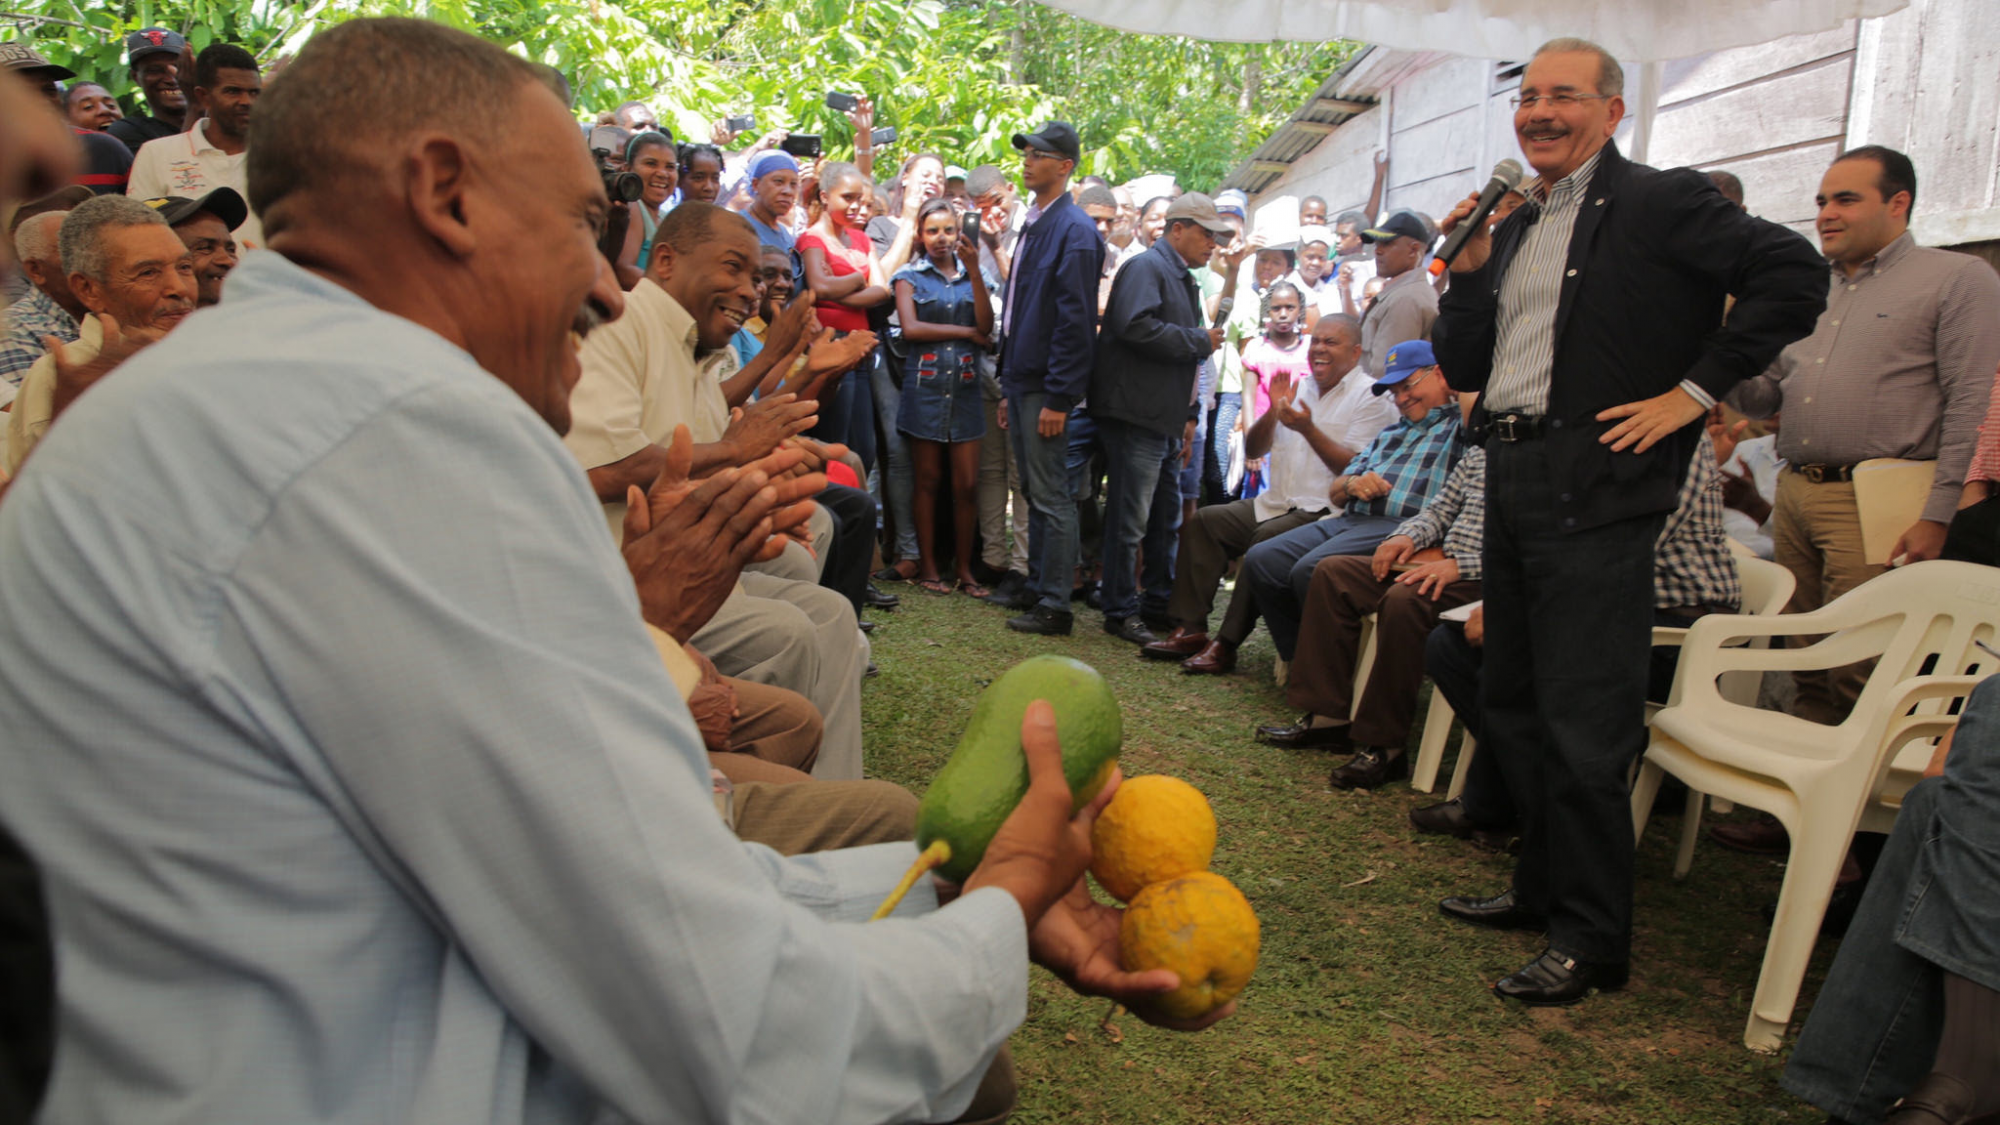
xmin=0 ymin=19 xmax=1217 ymax=1124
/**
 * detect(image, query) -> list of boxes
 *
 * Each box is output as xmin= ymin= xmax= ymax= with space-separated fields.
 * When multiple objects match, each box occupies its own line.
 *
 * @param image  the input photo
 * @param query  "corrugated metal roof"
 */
xmin=1220 ymin=46 xmax=1449 ymax=194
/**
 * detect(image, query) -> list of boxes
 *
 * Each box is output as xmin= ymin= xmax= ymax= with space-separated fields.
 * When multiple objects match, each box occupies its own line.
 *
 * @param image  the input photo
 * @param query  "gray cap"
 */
xmin=1164 ymin=192 xmax=1235 ymax=236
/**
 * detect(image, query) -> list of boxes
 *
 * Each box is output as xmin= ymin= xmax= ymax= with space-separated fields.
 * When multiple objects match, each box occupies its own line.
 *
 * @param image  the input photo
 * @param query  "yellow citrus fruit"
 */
xmin=1119 ymin=871 xmax=1260 ymax=1020
xmin=1089 ymin=774 xmax=1216 ymax=903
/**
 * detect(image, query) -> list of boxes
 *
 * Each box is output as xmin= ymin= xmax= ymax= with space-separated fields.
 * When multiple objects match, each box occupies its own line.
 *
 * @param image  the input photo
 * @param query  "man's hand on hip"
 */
xmin=1597 ymin=386 xmax=1707 ymax=454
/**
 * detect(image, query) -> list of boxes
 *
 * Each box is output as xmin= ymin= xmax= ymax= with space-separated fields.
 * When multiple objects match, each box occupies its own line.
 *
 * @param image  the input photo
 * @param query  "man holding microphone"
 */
xmin=1429 ymin=36 xmax=1824 ymax=1005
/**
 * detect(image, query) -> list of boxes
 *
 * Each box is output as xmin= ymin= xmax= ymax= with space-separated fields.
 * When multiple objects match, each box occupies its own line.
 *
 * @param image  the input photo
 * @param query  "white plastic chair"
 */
xmin=1629 ymin=560 xmax=2000 ymax=1052
xmin=1410 ymin=557 xmax=1796 ymax=795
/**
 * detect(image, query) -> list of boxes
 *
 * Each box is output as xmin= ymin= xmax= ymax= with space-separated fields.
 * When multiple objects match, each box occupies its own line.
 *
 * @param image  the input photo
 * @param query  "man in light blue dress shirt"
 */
xmin=0 ymin=19 xmax=1222 ymax=1124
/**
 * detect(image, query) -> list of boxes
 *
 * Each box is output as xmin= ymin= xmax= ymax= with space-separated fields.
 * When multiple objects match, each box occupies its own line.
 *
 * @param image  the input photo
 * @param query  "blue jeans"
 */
xmin=871 ymin=354 xmax=917 ymax=561
xmin=1784 ymin=673 xmax=2000 ymax=1124
xmin=1242 ymin=513 xmax=1404 ymax=660
xmin=1206 ymin=392 xmax=1241 ymax=500
xmin=1006 ymin=388 xmax=1081 ymax=614
xmin=807 ymin=343 xmax=878 ymax=476
xmin=1141 ymin=433 xmax=1185 ymax=620
xmin=1096 ymin=418 xmax=1175 ymax=623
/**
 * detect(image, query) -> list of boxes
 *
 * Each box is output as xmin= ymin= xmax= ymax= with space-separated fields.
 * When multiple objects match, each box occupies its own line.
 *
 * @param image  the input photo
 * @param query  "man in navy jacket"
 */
xmin=997 ymin=121 xmax=1105 ymax=636
xmin=1088 ymin=192 xmax=1234 ymax=644
xmin=1429 ymin=38 xmax=1825 ymax=1005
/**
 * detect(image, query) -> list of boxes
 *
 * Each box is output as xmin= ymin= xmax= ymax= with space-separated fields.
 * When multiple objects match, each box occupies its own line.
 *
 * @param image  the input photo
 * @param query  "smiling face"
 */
xmin=653 ymin=215 xmax=762 ymax=353
xmin=66 ymin=83 xmax=122 ymax=130
xmin=757 ymin=247 xmax=794 ymax=322
xmin=630 ymin=141 xmax=677 ymax=208
xmin=1083 ymin=203 xmax=1116 ymax=241
xmin=171 ymin=211 xmax=238 ymax=307
xmin=72 ymin=223 xmax=198 ymax=333
xmin=904 ymin=156 xmax=945 ymax=206
xmin=1140 ymin=199 xmax=1169 ymax=245
xmin=133 ymin=56 xmax=185 ymax=114
xmin=1307 ymin=317 xmax=1361 ymax=387
xmin=1514 ymin=49 xmax=1624 ymax=183
xmin=1388 ymin=365 xmax=1450 ymax=420
xmin=1816 ymin=156 xmax=1910 ymax=272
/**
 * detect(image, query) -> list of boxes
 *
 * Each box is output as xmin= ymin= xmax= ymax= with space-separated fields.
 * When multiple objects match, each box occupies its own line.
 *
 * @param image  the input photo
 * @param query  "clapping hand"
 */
xmin=621 ymin=426 xmax=823 ymax=642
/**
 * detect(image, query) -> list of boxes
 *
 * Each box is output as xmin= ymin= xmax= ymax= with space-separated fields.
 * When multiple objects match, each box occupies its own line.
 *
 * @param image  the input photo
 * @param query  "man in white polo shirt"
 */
xmin=1141 ymin=312 xmax=1397 ymax=673
xmin=127 ymin=42 xmax=263 ymax=249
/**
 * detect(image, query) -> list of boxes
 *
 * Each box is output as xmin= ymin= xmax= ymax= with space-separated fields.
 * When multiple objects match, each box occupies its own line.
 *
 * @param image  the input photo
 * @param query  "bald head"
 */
xmin=246 ymin=18 xmax=551 ymax=227
xmin=1308 ymin=312 xmax=1362 ymax=388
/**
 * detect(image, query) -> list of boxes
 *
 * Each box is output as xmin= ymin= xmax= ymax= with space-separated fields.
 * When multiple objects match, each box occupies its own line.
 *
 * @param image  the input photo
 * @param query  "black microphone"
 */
xmin=1213 ymin=296 xmax=1235 ymax=328
xmin=1429 ymin=158 xmax=1525 ymax=277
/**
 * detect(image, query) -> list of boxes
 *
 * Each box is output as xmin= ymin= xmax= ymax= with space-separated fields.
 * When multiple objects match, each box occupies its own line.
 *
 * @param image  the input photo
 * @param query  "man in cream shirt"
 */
xmin=567 ymin=202 xmax=876 ymax=779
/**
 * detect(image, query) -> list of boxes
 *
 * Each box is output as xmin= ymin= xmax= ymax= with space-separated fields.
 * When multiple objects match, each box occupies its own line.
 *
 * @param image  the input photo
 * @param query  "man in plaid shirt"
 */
xmin=1 ymin=210 xmax=84 ymax=400
xmin=1240 ymin=339 xmax=1464 ymax=667
xmin=1255 ymin=445 xmax=1487 ymax=787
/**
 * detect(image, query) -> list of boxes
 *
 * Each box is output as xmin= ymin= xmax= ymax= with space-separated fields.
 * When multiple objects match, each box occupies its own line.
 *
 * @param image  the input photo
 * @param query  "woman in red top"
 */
xmin=798 ymin=161 xmax=891 ymax=471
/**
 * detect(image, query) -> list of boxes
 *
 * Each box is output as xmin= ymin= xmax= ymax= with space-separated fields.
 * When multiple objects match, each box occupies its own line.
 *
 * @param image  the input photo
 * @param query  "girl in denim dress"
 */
xmin=892 ymin=198 xmax=994 ymax=596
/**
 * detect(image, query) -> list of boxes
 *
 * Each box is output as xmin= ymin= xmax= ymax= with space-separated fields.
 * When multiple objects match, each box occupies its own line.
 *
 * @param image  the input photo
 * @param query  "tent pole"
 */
xmin=1630 ymin=60 xmax=1662 ymax=164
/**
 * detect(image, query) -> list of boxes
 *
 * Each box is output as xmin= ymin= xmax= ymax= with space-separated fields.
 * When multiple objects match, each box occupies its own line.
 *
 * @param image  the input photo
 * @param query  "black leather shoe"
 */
xmin=1438 ymin=889 xmax=1547 ymax=932
xmin=1330 ymin=746 xmax=1409 ymax=790
xmin=982 ymin=574 xmax=1036 ymax=610
xmin=1103 ymin=617 xmax=1157 ymax=645
xmin=1493 ymin=947 xmax=1629 ymax=1006
xmin=863 ymin=584 xmax=900 ymax=610
xmin=1255 ymin=715 xmax=1351 ymax=750
xmin=1007 ymin=607 xmax=1074 ymax=636
xmin=858 ymin=619 xmax=877 ymax=634
xmin=1409 ymin=800 xmax=1518 ymax=853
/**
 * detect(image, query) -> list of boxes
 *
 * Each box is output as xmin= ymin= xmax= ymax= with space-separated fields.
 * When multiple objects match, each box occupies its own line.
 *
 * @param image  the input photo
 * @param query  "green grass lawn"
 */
xmin=860 ymin=582 xmax=1832 ymax=1124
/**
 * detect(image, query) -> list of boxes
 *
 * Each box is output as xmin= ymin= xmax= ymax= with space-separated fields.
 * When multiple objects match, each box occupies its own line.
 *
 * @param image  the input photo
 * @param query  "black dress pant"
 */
xmin=1482 ymin=438 xmax=1665 ymax=965
xmin=815 ymin=483 xmax=877 ymax=616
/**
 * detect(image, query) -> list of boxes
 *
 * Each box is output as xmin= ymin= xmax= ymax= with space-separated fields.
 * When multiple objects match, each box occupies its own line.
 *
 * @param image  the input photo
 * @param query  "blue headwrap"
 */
xmin=749 ymin=150 xmax=800 ymax=183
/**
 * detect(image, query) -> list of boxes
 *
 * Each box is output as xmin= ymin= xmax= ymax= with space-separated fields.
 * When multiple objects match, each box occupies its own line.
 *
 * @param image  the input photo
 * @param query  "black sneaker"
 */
xmin=1103 ymin=617 xmax=1158 ymax=645
xmin=1007 ymin=607 xmax=1074 ymax=636
xmin=983 ymin=573 xmax=1036 ymax=610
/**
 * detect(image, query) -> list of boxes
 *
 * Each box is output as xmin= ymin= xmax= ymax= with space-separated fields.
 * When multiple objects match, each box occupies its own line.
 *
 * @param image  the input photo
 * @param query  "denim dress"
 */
xmin=892 ymin=258 xmax=986 ymax=444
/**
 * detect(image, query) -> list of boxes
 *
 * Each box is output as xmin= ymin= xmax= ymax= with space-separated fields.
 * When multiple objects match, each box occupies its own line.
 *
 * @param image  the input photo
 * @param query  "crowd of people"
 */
xmin=3 ymin=17 xmax=2000 ymax=1125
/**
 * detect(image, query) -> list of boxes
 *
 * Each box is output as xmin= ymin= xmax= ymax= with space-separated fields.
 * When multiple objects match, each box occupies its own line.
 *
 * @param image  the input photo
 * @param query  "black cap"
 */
xmin=1011 ymin=121 xmax=1082 ymax=165
xmin=139 ymin=187 xmax=249 ymax=232
xmin=0 ymin=41 xmax=76 ymax=81
xmin=1360 ymin=211 xmax=1431 ymax=246
xmin=124 ymin=28 xmax=187 ymax=65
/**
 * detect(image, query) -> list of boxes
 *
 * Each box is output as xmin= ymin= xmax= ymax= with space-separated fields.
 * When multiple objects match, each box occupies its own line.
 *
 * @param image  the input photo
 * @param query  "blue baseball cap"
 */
xmin=1371 ymin=339 xmax=1438 ymax=395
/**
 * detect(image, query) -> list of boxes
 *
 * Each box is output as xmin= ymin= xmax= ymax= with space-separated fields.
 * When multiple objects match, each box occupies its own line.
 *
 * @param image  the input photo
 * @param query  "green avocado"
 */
xmin=916 ymin=654 xmax=1123 ymax=884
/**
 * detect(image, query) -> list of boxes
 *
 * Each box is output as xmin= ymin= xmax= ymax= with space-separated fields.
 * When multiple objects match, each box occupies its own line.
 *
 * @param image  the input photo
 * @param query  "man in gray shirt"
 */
xmin=1355 ymin=210 xmax=1437 ymax=378
xmin=1731 ymin=145 xmax=2000 ymax=724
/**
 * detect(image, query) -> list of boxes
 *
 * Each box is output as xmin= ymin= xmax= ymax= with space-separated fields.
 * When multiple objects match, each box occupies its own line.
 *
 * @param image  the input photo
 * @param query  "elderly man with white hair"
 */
xmin=0 ymin=209 xmax=85 ymax=398
xmin=6 ymin=194 xmax=195 ymax=472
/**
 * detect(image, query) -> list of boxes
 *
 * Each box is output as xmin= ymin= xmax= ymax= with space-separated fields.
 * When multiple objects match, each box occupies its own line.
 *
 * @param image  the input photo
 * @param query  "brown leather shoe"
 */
xmin=1141 ymin=626 xmax=1208 ymax=661
xmin=1329 ymin=746 xmax=1410 ymax=790
xmin=1180 ymin=638 xmax=1237 ymax=675
xmin=1709 ymin=812 xmax=1789 ymax=856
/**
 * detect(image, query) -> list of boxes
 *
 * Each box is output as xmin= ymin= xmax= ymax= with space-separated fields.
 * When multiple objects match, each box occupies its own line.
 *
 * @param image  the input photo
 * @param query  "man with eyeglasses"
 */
xmin=1239 ymin=338 xmax=1464 ymax=682
xmin=995 ymin=121 xmax=1105 ymax=636
xmin=1430 ymin=36 xmax=1825 ymax=1007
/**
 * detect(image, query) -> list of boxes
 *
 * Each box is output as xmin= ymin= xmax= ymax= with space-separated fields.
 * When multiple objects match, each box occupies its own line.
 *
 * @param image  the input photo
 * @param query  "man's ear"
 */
xmin=67 ymin=272 xmax=103 ymax=315
xmin=403 ymin=134 xmax=477 ymax=258
xmin=649 ymin=241 xmax=674 ymax=285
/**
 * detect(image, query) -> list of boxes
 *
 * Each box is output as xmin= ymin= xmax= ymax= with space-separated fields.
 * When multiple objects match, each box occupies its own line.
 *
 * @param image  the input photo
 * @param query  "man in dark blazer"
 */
xmin=1088 ymin=192 xmax=1235 ymax=644
xmin=997 ymin=121 xmax=1106 ymax=636
xmin=1430 ymin=37 xmax=1825 ymax=1005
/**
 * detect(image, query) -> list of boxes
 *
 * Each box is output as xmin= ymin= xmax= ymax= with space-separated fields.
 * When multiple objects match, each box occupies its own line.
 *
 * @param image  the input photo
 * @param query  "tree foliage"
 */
xmin=5 ymin=0 xmax=1353 ymax=189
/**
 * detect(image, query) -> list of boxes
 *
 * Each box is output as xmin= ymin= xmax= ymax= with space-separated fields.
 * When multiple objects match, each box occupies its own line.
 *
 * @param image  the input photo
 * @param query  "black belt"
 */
xmin=1789 ymin=463 xmax=1855 ymax=483
xmin=1486 ymin=412 xmax=1549 ymax=443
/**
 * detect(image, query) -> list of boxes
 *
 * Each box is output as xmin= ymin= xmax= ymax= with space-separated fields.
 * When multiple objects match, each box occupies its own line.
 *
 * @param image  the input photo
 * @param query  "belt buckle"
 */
xmin=1492 ymin=415 xmax=1519 ymax=443
xmin=1802 ymin=464 xmax=1826 ymax=483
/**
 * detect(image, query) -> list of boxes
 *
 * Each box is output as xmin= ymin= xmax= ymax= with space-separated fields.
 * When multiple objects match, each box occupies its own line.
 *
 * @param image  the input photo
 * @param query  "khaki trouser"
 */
xmin=730 ymin=779 xmax=1017 ymax=1123
xmin=1773 ymin=468 xmax=1885 ymax=725
xmin=1166 ymin=499 xmax=1321 ymax=643
xmin=978 ymin=396 xmax=1030 ymax=575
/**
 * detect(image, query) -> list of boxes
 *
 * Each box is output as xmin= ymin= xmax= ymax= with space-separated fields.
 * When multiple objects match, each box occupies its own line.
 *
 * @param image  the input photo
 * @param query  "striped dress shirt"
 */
xmin=1729 ymin=232 xmax=2000 ymax=523
xmin=1483 ymin=148 xmax=1717 ymax=414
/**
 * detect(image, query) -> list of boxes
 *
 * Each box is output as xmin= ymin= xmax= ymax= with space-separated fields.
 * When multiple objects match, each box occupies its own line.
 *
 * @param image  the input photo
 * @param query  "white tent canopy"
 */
xmin=1035 ymin=0 xmax=1906 ymax=63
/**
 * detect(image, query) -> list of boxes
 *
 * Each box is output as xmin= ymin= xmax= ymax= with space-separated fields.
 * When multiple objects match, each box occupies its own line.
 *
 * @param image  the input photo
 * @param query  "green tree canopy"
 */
xmin=5 ymin=0 xmax=1353 ymax=190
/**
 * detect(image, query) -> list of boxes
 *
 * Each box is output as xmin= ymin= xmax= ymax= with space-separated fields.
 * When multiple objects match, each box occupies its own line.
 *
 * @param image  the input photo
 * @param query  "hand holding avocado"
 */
xmin=961 ymin=700 xmax=1117 ymax=929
